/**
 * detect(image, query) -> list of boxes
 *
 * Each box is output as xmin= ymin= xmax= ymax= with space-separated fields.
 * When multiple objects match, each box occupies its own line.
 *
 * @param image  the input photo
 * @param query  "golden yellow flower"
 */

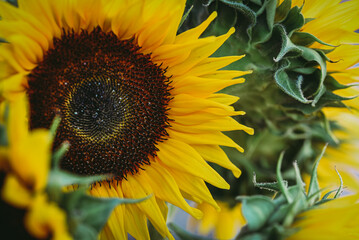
xmin=189 ymin=201 xmax=245 ymax=240
xmin=0 ymin=0 xmax=252 ymax=239
xmin=288 ymin=194 xmax=359 ymax=240
xmin=0 ymin=94 xmax=71 ymax=240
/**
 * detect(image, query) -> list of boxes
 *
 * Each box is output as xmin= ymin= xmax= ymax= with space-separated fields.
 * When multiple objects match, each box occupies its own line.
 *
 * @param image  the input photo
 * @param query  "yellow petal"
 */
xmin=122 ymin=175 xmax=174 ymax=240
xmin=193 ymin=144 xmax=241 ymax=178
xmin=167 ymin=128 xmax=244 ymax=152
xmin=144 ymin=161 xmax=203 ymax=219
xmin=164 ymin=166 xmax=219 ymax=210
xmin=90 ymin=183 xmax=127 ymax=240
xmin=157 ymin=138 xmax=229 ymax=189
xmin=25 ymin=194 xmax=72 ymax=240
xmin=1 ymin=174 xmax=32 ymax=208
xmin=168 ymin=93 xmax=235 ymax=115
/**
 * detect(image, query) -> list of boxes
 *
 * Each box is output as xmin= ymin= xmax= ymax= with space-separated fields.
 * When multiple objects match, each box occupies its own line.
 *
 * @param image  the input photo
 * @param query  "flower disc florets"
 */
xmin=27 ymin=27 xmax=172 ymax=180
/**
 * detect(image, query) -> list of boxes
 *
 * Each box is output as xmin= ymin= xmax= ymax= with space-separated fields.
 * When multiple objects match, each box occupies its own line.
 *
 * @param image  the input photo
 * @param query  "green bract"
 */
xmin=235 ymin=145 xmax=342 ymax=240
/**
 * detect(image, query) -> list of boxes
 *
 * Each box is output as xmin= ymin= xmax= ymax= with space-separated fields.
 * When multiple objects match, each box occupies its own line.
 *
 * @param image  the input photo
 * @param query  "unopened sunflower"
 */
xmin=183 ymin=0 xmax=358 ymax=237
xmin=0 ymin=0 xmax=253 ymax=239
xmin=290 ymin=0 xmax=359 ymax=192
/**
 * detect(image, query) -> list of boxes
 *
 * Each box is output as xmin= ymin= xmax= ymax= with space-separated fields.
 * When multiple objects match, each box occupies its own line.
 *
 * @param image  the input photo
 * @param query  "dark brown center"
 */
xmin=27 ymin=27 xmax=172 ymax=180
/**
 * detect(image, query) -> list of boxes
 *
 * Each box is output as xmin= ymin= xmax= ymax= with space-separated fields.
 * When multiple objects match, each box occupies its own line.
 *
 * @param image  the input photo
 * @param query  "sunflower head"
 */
xmin=0 ymin=0 xmax=252 ymax=239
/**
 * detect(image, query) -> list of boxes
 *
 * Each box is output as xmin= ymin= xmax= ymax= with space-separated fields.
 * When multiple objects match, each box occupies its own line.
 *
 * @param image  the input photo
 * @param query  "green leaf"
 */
xmin=168 ymin=223 xmax=212 ymax=240
xmin=48 ymin=169 xmax=108 ymax=189
xmin=237 ymin=196 xmax=275 ymax=231
xmin=62 ymin=189 xmax=149 ymax=240
xmin=237 ymin=233 xmax=266 ymax=240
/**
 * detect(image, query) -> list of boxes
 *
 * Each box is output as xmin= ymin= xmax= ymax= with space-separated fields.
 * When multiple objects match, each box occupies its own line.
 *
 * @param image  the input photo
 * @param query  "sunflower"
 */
xmin=287 ymin=193 xmax=359 ymax=240
xmin=289 ymin=0 xmax=359 ymax=192
xmin=0 ymin=94 xmax=71 ymax=240
xmin=186 ymin=0 xmax=358 ymax=237
xmin=189 ymin=201 xmax=245 ymax=240
xmin=0 ymin=0 xmax=253 ymax=239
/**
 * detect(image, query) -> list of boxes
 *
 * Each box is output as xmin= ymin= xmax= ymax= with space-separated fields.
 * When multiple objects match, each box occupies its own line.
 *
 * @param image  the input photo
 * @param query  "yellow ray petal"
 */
xmin=168 ymin=28 xmax=236 ymax=76
xmin=171 ymin=76 xmax=244 ymax=98
xmin=121 ymin=175 xmax=174 ymax=240
xmin=124 ymin=204 xmax=150 ymax=240
xmin=172 ymin=110 xmax=245 ymax=126
xmin=168 ymin=93 xmax=235 ymax=115
xmin=156 ymin=138 xmax=229 ymax=189
xmin=192 ymin=144 xmax=241 ymax=178
xmin=167 ymin=128 xmax=244 ymax=152
xmin=1 ymin=174 xmax=32 ymax=208
xmin=176 ymin=12 xmax=218 ymax=43
xmin=90 ymin=184 xmax=127 ymax=240
xmin=171 ymin=116 xmax=253 ymax=134
xmin=174 ymin=55 xmax=245 ymax=77
xmin=164 ymin=165 xmax=219 ymax=209
xmin=18 ymin=0 xmax=60 ymax=37
xmin=144 ymin=161 xmax=203 ymax=219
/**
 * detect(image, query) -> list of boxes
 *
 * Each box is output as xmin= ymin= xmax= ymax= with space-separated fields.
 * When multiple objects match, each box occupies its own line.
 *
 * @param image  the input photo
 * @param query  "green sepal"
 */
xmin=274 ymin=59 xmax=311 ymax=104
xmin=298 ymin=46 xmax=327 ymax=95
xmin=325 ymin=74 xmax=353 ymax=91
xmin=4 ymin=0 xmax=18 ymax=7
xmin=279 ymin=6 xmax=304 ymax=36
xmin=178 ymin=5 xmax=193 ymax=29
xmin=235 ymin=147 xmax=343 ymax=239
xmin=253 ymin=172 xmax=288 ymax=192
xmin=291 ymin=32 xmax=337 ymax=47
xmin=274 ymin=0 xmax=292 ymax=23
xmin=168 ymin=223 xmax=212 ymax=240
xmin=0 ymin=124 xmax=7 ymax=146
xmin=250 ymin=0 xmax=277 ymax=44
xmin=48 ymin=142 xmax=110 ymax=190
xmin=273 ymin=25 xmax=303 ymax=62
xmin=236 ymin=195 xmax=275 ymax=231
xmin=0 ymin=105 xmax=9 ymax=146
xmin=307 ymin=144 xmax=327 ymax=205
xmin=288 ymin=89 xmax=354 ymax=115
xmin=221 ymin=0 xmax=257 ymax=48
